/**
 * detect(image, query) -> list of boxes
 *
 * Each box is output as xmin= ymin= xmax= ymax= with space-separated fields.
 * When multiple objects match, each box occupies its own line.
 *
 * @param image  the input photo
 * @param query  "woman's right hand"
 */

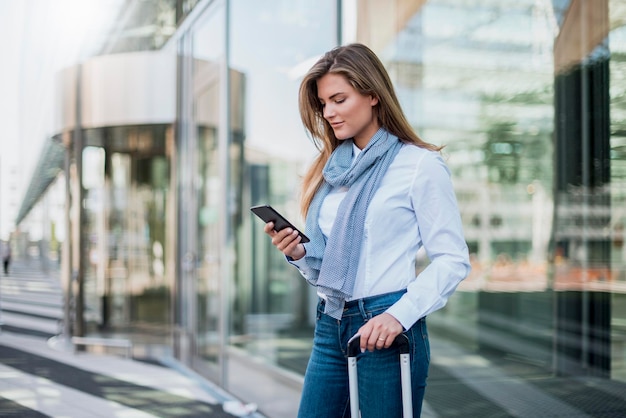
xmin=264 ymin=222 xmax=306 ymax=260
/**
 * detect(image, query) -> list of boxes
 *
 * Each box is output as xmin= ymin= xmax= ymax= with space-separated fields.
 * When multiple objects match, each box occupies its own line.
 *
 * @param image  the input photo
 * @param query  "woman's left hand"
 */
xmin=357 ymin=313 xmax=404 ymax=352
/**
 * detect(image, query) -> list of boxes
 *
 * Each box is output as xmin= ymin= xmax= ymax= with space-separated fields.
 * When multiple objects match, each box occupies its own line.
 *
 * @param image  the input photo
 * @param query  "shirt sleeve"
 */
xmin=386 ymin=152 xmax=471 ymax=330
xmin=286 ymin=251 xmax=315 ymax=281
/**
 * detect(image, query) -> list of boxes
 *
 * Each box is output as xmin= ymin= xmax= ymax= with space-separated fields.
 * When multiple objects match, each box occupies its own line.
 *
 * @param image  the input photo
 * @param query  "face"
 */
xmin=316 ymin=73 xmax=379 ymax=149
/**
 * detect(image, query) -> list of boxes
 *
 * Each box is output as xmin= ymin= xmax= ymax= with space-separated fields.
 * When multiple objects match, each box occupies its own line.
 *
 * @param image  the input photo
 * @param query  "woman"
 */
xmin=263 ymin=43 xmax=470 ymax=417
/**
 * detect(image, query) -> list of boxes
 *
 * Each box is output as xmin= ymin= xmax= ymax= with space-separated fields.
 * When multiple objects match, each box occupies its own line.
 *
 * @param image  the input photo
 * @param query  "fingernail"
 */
xmin=360 ymin=348 xmax=365 ymax=353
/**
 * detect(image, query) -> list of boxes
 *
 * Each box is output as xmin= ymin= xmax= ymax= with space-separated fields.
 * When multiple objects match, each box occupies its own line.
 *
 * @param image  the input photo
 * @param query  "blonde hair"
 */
xmin=298 ymin=43 xmax=441 ymax=217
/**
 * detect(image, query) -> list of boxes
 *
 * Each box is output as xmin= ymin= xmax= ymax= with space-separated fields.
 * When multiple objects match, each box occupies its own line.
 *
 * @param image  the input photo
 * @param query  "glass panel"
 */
xmin=192 ymin=5 xmax=225 ymax=365
xmin=104 ymin=0 xmax=177 ymax=53
xmin=81 ymin=126 xmax=171 ymax=346
xmin=82 ymin=146 xmax=106 ymax=329
xmin=353 ymin=1 xmax=558 ymax=398
xmin=609 ymin=0 xmax=626 ymax=381
xmin=230 ymin=0 xmax=336 ymax=374
xmin=108 ymin=152 xmax=132 ymax=328
xmin=351 ymin=0 xmax=626 ymax=415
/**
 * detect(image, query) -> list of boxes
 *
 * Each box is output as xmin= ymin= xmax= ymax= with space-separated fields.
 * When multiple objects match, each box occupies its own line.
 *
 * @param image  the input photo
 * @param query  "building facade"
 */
xmin=15 ymin=0 xmax=626 ymax=416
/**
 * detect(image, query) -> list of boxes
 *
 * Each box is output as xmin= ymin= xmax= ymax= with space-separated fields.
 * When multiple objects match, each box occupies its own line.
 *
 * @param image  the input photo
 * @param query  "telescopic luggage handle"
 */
xmin=347 ymin=334 xmax=413 ymax=417
xmin=347 ymin=333 xmax=410 ymax=355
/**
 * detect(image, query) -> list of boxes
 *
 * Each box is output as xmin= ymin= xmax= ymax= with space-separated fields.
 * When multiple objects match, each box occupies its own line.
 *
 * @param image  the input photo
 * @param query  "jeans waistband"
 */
xmin=320 ymin=289 xmax=407 ymax=316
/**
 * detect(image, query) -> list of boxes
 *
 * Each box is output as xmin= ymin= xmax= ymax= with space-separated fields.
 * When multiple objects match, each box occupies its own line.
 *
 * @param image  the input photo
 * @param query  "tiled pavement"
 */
xmin=0 ymin=332 xmax=261 ymax=418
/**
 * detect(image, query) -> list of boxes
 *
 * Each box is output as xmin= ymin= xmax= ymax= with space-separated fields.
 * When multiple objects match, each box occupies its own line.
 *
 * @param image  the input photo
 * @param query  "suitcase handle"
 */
xmin=347 ymin=333 xmax=410 ymax=356
xmin=347 ymin=333 xmax=413 ymax=417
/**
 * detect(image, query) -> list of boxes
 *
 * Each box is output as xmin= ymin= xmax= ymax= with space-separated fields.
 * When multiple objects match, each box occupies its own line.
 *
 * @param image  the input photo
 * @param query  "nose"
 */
xmin=323 ymin=103 xmax=335 ymax=120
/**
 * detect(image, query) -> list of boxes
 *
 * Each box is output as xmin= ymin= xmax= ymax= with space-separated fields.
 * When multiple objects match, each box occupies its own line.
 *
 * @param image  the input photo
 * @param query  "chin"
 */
xmin=333 ymin=131 xmax=351 ymax=141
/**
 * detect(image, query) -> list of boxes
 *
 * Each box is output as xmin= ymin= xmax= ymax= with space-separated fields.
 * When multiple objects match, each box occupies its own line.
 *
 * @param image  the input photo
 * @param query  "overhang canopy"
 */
xmin=15 ymin=138 xmax=65 ymax=225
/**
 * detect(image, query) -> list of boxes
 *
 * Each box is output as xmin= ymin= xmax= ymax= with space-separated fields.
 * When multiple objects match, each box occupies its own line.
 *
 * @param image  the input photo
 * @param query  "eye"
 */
xmin=335 ymin=98 xmax=345 ymax=104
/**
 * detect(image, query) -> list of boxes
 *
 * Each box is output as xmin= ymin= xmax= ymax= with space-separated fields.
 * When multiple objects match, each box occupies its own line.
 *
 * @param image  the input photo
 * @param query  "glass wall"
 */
xmin=216 ymin=0 xmax=626 ymax=415
xmin=228 ymin=0 xmax=337 ymax=376
xmin=384 ymin=0 xmax=558 ymax=379
xmin=352 ymin=0 xmax=625 ymax=415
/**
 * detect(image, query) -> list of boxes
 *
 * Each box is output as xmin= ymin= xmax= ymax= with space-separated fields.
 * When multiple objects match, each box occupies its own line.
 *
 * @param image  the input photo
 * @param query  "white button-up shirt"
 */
xmin=290 ymin=142 xmax=471 ymax=330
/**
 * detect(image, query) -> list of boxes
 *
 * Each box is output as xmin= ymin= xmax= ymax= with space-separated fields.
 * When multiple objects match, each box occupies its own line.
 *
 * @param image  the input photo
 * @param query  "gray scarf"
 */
xmin=304 ymin=128 xmax=403 ymax=319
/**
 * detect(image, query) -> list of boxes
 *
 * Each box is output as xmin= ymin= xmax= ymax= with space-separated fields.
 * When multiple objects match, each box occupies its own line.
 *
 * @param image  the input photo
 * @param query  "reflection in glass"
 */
xmin=81 ymin=126 xmax=172 ymax=346
xmin=229 ymin=0 xmax=336 ymax=376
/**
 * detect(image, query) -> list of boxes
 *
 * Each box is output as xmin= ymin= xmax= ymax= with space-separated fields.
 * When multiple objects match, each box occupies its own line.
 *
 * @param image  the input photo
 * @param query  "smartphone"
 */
xmin=250 ymin=204 xmax=310 ymax=243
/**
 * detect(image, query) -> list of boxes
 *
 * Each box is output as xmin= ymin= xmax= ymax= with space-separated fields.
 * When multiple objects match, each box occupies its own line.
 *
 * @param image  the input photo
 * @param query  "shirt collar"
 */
xmin=352 ymin=142 xmax=362 ymax=161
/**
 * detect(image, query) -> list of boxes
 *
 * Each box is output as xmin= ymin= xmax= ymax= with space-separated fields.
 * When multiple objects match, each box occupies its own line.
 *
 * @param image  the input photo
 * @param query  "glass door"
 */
xmin=102 ymin=127 xmax=171 ymax=344
xmin=192 ymin=3 xmax=226 ymax=370
xmin=175 ymin=0 xmax=228 ymax=378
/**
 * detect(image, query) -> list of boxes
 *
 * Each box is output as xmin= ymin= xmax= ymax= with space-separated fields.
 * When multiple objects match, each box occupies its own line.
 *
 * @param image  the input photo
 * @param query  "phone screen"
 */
xmin=250 ymin=205 xmax=310 ymax=243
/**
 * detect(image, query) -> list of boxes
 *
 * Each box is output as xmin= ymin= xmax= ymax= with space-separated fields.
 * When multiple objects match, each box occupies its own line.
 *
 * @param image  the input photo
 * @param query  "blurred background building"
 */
xmin=1 ymin=0 xmax=625 ymax=417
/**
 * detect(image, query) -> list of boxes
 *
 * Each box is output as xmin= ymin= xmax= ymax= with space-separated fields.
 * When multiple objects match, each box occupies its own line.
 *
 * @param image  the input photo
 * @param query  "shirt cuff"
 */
xmin=385 ymin=296 xmax=421 ymax=330
xmin=285 ymin=255 xmax=310 ymax=279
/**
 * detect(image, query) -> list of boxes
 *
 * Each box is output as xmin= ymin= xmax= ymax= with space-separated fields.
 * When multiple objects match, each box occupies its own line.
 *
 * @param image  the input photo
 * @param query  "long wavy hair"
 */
xmin=298 ymin=43 xmax=441 ymax=217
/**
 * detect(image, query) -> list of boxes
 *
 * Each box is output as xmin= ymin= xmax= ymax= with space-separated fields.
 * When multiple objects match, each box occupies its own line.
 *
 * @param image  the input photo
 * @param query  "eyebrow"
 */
xmin=319 ymin=92 xmax=345 ymax=101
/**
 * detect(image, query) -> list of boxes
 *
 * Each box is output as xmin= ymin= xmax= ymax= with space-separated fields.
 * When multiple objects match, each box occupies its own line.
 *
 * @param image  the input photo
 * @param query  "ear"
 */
xmin=370 ymin=95 xmax=379 ymax=106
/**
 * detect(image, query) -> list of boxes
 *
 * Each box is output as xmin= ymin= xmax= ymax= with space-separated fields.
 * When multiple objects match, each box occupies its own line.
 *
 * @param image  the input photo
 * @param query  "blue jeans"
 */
xmin=298 ymin=290 xmax=430 ymax=418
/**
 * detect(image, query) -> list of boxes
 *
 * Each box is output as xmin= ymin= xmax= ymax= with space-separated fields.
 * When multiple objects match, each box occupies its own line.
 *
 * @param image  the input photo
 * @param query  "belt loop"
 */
xmin=358 ymin=298 xmax=369 ymax=320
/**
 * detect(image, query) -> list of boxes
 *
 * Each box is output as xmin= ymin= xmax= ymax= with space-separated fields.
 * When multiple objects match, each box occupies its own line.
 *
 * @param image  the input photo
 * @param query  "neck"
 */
xmin=353 ymin=122 xmax=382 ymax=149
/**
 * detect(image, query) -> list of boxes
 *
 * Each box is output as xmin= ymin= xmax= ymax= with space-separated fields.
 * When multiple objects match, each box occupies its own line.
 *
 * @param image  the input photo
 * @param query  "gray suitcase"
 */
xmin=347 ymin=333 xmax=413 ymax=417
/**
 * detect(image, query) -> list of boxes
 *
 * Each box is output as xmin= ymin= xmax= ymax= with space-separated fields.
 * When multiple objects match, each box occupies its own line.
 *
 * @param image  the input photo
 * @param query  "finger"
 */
xmin=273 ymin=228 xmax=294 ymax=248
xmin=360 ymin=315 xmax=402 ymax=351
xmin=277 ymin=231 xmax=301 ymax=252
xmin=362 ymin=321 xmax=385 ymax=351
xmin=359 ymin=329 xmax=372 ymax=353
xmin=263 ymin=222 xmax=275 ymax=235
xmin=366 ymin=332 xmax=382 ymax=352
xmin=283 ymin=232 xmax=302 ymax=253
xmin=376 ymin=334 xmax=387 ymax=349
xmin=272 ymin=228 xmax=292 ymax=245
